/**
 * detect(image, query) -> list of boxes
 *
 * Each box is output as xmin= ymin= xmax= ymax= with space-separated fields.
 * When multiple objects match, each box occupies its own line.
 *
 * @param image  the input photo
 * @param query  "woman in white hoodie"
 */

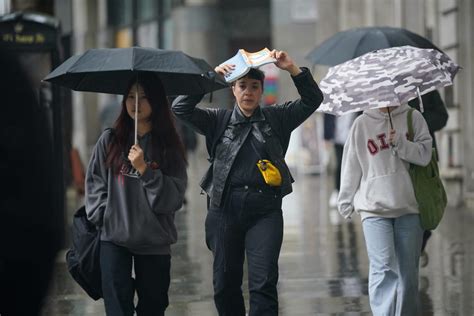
xmin=337 ymin=104 xmax=432 ymax=316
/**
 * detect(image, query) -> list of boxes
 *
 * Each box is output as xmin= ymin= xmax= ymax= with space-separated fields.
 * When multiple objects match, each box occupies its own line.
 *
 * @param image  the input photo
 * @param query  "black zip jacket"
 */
xmin=172 ymin=67 xmax=323 ymax=208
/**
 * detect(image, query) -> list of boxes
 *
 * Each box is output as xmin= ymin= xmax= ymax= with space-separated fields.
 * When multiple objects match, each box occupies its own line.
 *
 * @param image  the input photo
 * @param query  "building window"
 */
xmin=107 ymin=0 xmax=132 ymax=27
xmin=137 ymin=0 xmax=158 ymax=22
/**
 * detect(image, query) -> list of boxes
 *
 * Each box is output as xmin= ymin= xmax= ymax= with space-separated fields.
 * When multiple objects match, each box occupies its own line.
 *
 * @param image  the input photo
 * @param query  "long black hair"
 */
xmin=106 ymin=72 xmax=186 ymax=175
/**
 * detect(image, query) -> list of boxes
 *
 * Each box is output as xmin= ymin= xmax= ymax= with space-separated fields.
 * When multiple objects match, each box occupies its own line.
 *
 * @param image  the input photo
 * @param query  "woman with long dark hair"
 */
xmin=85 ymin=73 xmax=187 ymax=316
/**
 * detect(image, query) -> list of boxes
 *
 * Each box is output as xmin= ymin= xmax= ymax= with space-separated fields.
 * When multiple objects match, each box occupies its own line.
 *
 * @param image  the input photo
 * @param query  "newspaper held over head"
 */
xmin=221 ymin=48 xmax=276 ymax=83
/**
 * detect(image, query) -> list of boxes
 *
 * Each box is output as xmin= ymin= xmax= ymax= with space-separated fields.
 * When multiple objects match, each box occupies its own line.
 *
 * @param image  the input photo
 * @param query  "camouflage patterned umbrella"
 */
xmin=317 ymin=46 xmax=460 ymax=116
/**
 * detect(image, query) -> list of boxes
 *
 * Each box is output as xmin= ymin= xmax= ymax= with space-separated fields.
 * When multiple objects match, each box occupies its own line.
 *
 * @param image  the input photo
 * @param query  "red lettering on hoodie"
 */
xmin=377 ymin=133 xmax=390 ymax=149
xmin=367 ymin=139 xmax=378 ymax=155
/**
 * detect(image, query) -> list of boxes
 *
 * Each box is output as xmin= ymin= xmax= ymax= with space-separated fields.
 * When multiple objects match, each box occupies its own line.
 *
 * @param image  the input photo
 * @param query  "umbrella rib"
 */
xmin=352 ymin=31 xmax=374 ymax=58
xmin=68 ymin=50 xmax=94 ymax=74
xmin=313 ymin=37 xmax=344 ymax=64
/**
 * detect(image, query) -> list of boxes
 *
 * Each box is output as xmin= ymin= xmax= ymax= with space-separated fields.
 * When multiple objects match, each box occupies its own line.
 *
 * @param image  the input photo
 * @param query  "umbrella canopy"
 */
xmin=306 ymin=26 xmax=442 ymax=66
xmin=44 ymin=47 xmax=227 ymax=95
xmin=317 ymin=46 xmax=460 ymax=116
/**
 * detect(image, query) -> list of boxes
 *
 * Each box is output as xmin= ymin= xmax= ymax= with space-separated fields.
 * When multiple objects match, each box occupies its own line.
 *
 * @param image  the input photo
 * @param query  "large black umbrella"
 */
xmin=44 ymin=46 xmax=227 ymax=95
xmin=306 ymin=26 xmax=442 ymax=66
xmin=44 ymin=47 xmax=227 ymax=144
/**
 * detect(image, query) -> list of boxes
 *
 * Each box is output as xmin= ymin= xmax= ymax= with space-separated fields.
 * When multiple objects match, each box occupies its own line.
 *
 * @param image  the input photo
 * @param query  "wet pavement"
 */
xmin=42 ymin=151 xmax=474 ymax=315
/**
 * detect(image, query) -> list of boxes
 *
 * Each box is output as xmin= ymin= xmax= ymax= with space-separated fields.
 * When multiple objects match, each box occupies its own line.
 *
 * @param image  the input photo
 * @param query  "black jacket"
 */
xmin=172 ymin=68 xmax=323 ymax=208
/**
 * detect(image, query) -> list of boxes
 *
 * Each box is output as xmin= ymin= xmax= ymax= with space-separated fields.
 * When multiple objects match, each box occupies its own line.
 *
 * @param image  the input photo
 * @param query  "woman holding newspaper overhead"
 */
xmin=172 ymin=49 xmax=323 ymax=316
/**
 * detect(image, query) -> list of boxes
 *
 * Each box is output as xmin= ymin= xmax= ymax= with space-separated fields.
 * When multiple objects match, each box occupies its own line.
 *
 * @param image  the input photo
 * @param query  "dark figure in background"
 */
xmin=169 ymin=95 xmax=198 ymax=156
xmin=171 ymin=96 xmax=198 ymax=207
xmin=99 ymin=97 xmax=121 ymax=131
xmin=0 ymin=50 xmax=61 ymax=315
xmin=173 ymin=49 xmax=323 ymax=316
xmin=408 ymin=90 xmax=448 ymax=267
xmin=85 ymin=73 xmax=187 ymax=315
xmin=323 ymin=112 xmax=358 ymax=208
xmin=176 ymin=119 xmax=198 ymax=155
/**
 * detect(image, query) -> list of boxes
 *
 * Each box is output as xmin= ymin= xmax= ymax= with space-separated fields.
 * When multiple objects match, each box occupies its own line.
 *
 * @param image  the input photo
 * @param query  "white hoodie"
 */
xmin=337 ymin=104 xmax=432 ymax=220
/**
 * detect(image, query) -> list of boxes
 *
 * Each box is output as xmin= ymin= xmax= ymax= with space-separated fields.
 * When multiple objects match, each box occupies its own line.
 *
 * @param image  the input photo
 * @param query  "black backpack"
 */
xmin=65 ymin=205 xmax=102 ymax=300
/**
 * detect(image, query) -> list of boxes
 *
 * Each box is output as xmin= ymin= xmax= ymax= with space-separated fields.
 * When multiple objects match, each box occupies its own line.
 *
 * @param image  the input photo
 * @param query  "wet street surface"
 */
xmin=42 ymin=151 xmax=474 ymax=315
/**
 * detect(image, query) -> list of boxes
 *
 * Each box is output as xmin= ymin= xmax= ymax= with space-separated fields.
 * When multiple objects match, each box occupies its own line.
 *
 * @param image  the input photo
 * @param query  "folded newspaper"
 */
xmin=222 ymin=48 xmax=276 ymax=82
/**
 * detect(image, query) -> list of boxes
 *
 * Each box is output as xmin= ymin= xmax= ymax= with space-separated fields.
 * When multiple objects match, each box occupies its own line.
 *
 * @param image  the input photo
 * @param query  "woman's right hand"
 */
xmin=215 ymin=63 xmax=235 ymax=76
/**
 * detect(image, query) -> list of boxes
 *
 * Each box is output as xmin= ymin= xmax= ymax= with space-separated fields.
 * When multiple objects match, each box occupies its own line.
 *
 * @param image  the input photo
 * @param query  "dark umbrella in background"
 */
xmin=44 ymin=46 xmax=227 ymax=143
xmin=306 ymin=26 xmax=443 ymax=66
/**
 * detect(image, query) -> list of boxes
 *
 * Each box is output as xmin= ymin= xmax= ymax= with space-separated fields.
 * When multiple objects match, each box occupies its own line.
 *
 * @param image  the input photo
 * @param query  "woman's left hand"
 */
xmin=270 ymin=49 xmax=301 ymax=76
xmin=128 ymin=144 xmax=147 ymax=175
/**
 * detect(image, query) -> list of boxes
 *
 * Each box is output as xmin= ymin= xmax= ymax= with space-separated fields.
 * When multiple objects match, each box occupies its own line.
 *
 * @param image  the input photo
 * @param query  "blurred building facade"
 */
xmin=2 ymin=0 xmax=474 ymax=209
xmin=53 ymin=0 xmax=272 ymax=170
xmin=271 ymin=0 xmax=473 ymax=209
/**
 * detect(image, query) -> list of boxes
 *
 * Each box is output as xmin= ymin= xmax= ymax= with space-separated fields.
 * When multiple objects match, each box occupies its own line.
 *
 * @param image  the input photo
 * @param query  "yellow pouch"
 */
xmin=256 ymin=159 xmax=282 ymax=187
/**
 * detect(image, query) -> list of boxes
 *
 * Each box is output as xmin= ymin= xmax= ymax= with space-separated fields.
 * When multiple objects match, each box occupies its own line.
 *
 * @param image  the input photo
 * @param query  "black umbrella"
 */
xmin=306 ymin=26 xmax=443 ymax=66
xmin=44 ymin=46 xmax=227 ymax=95
xmin=44 ymin=47 xmax=227 ymax=144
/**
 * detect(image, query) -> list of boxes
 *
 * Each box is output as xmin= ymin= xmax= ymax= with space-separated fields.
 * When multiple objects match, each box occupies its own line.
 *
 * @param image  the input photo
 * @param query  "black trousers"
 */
xmin=100 ymin=241 xmax=170 ymax=316
xmin=206 ymin=188 xmax=284 ymax=316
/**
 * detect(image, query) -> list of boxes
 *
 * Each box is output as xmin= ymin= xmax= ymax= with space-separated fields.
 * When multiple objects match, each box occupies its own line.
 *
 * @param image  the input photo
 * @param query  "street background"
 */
xmin=43 ymin=147 xmax=474 ymax=315
xmin=0 ymin=0 xmax=473 ymax=315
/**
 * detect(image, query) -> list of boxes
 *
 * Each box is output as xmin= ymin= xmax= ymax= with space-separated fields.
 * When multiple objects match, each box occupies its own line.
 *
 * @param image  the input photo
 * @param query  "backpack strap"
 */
xmin=407 ymin=108 xmax=415 ymax=142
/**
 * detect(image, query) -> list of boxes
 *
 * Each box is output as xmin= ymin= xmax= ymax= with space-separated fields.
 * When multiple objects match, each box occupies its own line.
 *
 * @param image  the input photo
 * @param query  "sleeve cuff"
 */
xmin=140 ymin=166 xmax=162 ymax=182
xmin=291 ymin=67 xmax=309 ymax=78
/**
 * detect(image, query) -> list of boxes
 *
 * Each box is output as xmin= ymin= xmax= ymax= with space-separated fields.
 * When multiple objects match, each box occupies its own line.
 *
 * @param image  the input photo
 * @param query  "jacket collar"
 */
xmin=230 ymin=103 xmax=266 ymax=125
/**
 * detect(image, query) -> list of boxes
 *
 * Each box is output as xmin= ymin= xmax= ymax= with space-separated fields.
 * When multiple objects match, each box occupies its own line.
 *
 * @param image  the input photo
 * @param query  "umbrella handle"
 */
xmin=208 ymin=71 xmax=216 ymax=103
xmin=417 ymin=87 xmax=424 ymax=113
xmin=135 ymin=86 xmax=138 ymax=145
xmin=387 ymin=107 xmax=394 ymax=130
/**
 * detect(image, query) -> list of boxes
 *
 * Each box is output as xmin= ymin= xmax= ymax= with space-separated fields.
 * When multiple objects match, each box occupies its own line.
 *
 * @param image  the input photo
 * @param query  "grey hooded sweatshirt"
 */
xmin=337 ymin=104 xmax=432 ymax=221
xmin=85 ymin=129 xmax=187 ymax=255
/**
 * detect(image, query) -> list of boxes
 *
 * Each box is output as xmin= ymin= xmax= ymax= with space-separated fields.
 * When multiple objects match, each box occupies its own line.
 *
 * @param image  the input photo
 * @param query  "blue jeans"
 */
xmin=362 ymin=214 xmax=423 ymax=316
xmin=206 ymin=188 xmax=283 ymax=316
xmin=100 ymin=241 xmax=171 ymax=316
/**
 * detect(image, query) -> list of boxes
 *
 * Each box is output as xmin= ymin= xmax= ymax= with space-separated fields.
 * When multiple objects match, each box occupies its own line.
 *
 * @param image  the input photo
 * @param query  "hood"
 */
xmin=363 ymin=103 xmax=411 ymax=121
